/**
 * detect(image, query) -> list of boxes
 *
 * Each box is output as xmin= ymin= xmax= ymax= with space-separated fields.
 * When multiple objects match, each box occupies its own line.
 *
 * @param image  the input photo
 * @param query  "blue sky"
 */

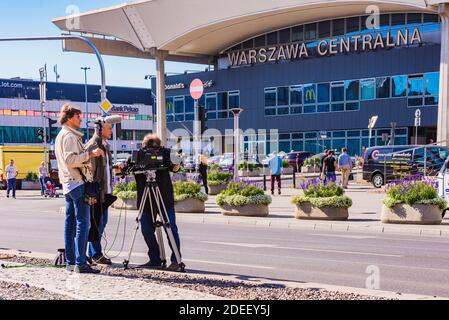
xmin=0 ymin=0 xmax=202 ymax=88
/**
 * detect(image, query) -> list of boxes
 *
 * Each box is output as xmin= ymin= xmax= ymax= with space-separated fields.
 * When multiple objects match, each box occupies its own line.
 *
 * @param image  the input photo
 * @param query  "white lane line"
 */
xmin=201 ymin=241 xmax=402 ymax=258
xmin=310 ymin=233 xmax=378 ymax=240
xmin=183 ymin=259 xmax=275 ymax=270
xmin=106 ymin=251 xmax=275 ymax=270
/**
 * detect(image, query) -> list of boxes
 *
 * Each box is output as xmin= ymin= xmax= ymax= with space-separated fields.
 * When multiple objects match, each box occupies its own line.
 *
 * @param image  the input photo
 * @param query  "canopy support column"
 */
xmin=154 ymin=49 xmax=168 ymax=145
xmin=438 ymin=4 xmax=449 ymax=145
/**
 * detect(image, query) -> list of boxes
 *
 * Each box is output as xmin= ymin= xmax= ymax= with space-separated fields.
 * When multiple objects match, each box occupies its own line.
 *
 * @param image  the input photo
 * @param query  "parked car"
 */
xmin=207 ymin=155 xmax=223 ymax=166
xmin=287 ymin=151 xmax=314 ymax=172
xmin=219 ymin=153 xmax=234 ymax=169
xmin=183 ymin=156 xmax=196 ymax=172
xmin=362 ymin=145 xmax=449 ymax=188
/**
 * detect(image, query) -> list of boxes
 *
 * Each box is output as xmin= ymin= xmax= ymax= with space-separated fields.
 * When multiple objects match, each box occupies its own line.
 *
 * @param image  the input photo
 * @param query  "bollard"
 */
xmin=263 ymin=175 xmax=267 ymax=191
xmin=293 ymin=171 xmax=296 ymax=189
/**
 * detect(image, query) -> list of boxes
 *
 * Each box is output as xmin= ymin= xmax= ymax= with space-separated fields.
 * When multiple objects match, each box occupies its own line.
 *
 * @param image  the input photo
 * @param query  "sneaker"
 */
xmin=166 ymin=262 xmax=185 ymax=272
xmin=86 ymin=256 xmax=97 ymax=266
xmin=138 ymin=261 xmax=163 ymax=270
xmin=66 ymin=265 xmax=75 ymax=272
xmin=94 ymin=256 xmax=112 ymax=266
xmin=6 ymin=195 xmax=9 ymax=198
xmin=74 ymin=265 xmax=101 ymax=274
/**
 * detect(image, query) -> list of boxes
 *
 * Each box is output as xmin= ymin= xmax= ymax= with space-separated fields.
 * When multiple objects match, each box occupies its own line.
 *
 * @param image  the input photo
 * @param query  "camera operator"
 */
xmin=123 ymin=134 xmax=183 ymax=271
xmin=85 ymin=121 xmax=115 ymax=266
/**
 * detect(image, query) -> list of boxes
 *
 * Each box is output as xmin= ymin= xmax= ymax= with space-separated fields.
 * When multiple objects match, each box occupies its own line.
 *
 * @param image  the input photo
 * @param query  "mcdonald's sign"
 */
xmin=305 ymin=88 xmax=316 ymax=103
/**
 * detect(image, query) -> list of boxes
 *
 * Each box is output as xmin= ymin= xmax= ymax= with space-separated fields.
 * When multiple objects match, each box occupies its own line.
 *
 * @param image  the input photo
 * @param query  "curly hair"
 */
xmin=59 ymin=103 xmax=82 ymax=125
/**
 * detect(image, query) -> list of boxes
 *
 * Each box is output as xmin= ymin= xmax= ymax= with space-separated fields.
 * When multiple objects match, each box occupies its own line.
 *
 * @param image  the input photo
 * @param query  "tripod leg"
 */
xmin=123 ymin=187 xmax=149 ymax=269
xmin=147 ymin=188 xmax=167 ymax=266
xmin=151 ymin=186 xmax=183 ymax=268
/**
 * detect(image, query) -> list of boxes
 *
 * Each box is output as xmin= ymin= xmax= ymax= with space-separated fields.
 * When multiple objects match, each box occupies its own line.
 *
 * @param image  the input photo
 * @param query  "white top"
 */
xmin=5 ymin=165 xmax=17 ymax=180
xmin=63 ymin=181 xmax=84 ymax=196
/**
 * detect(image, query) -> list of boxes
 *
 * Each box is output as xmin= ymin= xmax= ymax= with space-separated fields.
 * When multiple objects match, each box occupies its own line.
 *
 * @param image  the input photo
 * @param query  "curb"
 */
xmin=1 ymin=249 xmax=445 ymax=301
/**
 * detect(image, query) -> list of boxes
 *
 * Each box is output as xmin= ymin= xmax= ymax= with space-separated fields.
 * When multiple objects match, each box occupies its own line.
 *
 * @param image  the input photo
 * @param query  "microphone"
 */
xmin=95 ymin=115 xmax=122 ymax=125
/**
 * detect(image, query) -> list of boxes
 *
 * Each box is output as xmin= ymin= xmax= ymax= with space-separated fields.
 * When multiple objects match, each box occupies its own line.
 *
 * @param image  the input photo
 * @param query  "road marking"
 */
xmin=183 ymin=259 xmax=275 ymax=270
xmin=106 ymin=251 xmax=275 ymax=270
xmin=311 ymin=233 xmax=378 ymax=240
xmin=201 ymin=241 xmax=402 ymax=258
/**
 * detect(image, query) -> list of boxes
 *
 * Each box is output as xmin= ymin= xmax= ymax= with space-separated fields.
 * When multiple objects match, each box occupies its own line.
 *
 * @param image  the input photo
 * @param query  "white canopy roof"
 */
xmin=53 ymin=0 xmax=445 ymax=63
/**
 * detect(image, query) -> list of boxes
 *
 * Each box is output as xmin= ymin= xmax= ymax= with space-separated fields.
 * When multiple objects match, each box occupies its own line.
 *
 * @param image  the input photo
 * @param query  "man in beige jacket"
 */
xmin=55 ymin=104 xmax=104 ymax=274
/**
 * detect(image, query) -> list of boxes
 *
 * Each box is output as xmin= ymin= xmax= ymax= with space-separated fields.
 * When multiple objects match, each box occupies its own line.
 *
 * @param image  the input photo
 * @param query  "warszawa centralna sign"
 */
xmin=227 ymin=27 xmax=422 ymax=67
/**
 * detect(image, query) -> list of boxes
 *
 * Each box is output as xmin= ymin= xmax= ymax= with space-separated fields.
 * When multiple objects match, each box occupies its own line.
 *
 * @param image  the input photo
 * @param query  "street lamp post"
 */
xmin=81 ymin=67 xmax=91 ymax=142
xmin=231 ymin=108 xmax=243 ymax=181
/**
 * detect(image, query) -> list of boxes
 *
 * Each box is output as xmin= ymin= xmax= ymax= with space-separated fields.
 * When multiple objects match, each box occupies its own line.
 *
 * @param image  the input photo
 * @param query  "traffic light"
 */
xmin=47 ymin=118 xmax=58 ymax=143
xmin=37 ymin=128 xmax=44 ymax=142
xmin=198 ymin=106 xmax=207 ymax=134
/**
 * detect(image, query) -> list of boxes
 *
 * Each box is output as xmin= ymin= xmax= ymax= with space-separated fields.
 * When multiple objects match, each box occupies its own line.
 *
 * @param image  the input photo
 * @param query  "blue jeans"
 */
xmin=325 ymin=172 xmax=337 ymax=184
xmin=6 ymin=178 xmax=16 ymax=197
xmin=88 ymin=208 xmax=109 ymax=259
xmin=141 ymin=207 xmax=181 ymax=264
xmin=64 ymin=185 xmax=90 ymax=266
xmin=39 ymin=177 xmax=46 ymax=195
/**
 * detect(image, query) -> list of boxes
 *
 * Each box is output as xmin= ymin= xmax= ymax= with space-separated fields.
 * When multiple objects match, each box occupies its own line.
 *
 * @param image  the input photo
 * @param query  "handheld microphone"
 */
xmin=95 ymin=115 xmax=122 ymax=125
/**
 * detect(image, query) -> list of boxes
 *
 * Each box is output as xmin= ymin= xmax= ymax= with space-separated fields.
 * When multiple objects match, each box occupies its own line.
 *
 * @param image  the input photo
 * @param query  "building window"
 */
xmin=360 ymin=78 xmax=375 ymax=100
xmin=304 ymin=84 xmax=316 ymax=105
xmin=305 ymin=23 xmax=317 ymax=40
xmin=267 ymin=31 xmax=278 ymax=45
xmin=345 ymin=80 xmax=359 ymax=101
xmin=392 ymin=75 xmax=407 ymax=97
xmin=277 ymin=87 xmax=289 ymax=106
xmin=424 ymin=72 xmax=439 ymax=106
xmin=317 ymin=83 xmax=330 ymax=103
xmin=265 ymin=88 xmax=277 ymax=107
xmin=290 ymin=86 xmax=303 ymax=105
xmin=408 ymin=74 xmax=424 ymax=107
xmin=292 ymin=26 xmax=304 ymax=42
xmin=318 ymin=21 xmax=331 ymax=38
xmin=376 ymin=77 xmax=391 ymax=99
xmin=229 ymin=91 xmax=240 ymax=109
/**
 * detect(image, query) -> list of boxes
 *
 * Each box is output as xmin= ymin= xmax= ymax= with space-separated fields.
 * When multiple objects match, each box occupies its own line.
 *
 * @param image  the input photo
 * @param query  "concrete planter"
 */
xmin=381 ymin=203 xmax=442 ymax=225
xmin=21 ymin=181 xmax=41 ymax=190
xmin=175 ymin=198 xmax=205 ymax=213
xmin=282 ymin=167 xmax=294 ymax=175
xmin=113 ymin=197 xmax=138 ymax=210
xmin=238 ymin=169 xmax=260 ymax=177
xmin=221 ymin=204 xmax=269 ymax=217
xmin=294 ymin=202 xmax=349 ymax=221
xmin=208 ymin=183 xmax=227 ymax=195
xmin=301 ymin=167 xmax=320 ymax=174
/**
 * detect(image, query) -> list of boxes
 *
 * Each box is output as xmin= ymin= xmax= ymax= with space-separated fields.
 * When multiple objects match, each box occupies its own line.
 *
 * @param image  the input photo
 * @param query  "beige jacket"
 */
xmin=55 ymin=125 xmax=91 ymax=184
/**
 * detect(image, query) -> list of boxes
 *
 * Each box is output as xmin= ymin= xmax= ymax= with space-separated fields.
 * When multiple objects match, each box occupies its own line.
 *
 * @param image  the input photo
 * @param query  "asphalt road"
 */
xmin=1 ymin=193 xmax=449 ymax=298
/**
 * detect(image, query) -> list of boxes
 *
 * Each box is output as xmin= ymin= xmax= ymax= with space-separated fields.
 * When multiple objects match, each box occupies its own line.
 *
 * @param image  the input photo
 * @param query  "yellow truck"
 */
xmin=0 ymin=146 xmax=49 ymax=183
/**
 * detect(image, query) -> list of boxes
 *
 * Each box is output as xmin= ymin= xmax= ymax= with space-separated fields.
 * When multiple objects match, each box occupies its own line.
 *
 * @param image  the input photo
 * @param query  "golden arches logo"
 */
xmin=305 ymin=89 xmax=316 ymax=102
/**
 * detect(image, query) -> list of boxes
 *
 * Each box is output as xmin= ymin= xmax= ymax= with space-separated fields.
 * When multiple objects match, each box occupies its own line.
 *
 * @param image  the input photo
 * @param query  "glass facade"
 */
xmin=225 ymin=13 xmax=439 ymax=54
xmin=166 ymin=90 xmax=240 ymax=123
xmin=267 ymin=128 xmax=408 ymax=156
xmin=264 ymin=72 xmax=439 ymax=116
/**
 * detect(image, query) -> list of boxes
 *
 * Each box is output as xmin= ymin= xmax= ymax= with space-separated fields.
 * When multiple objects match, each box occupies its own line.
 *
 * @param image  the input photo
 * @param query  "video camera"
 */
xmin=122 ymin=147 xmax=167 ymax=175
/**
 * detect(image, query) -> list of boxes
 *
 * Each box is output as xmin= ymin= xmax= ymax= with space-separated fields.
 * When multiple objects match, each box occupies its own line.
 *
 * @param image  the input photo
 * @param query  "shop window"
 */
xmin=217 ymin=92 xmax=228 ymax=111
xmin=424 ymin=72 xmax=439 ymax=96
xmin=347 ymin=130 xmax=361 ymax=137
xmin=292 ymin=133 xmax=303 ymax=140
xmin=304 ymin=84 xmax=316 ymax=104
xmin=305 ymin=132 xmax=317 ymax=139
xmin=376 ymin=77 xmax=391 ymax=99
xmin=229 ymin=91 xmax=240 ymax=109
xmin=292 ymin=141 xmax=304 ymax=152
xmin=408 ymin=75 xmax=424 ymax=96
xmin=174 ymin=96 xmax=184 ymax=114
xmin=206 ymin=93 xmax=217 ymax=111
xmin=185 ymin=96 xmax=195 ymax=113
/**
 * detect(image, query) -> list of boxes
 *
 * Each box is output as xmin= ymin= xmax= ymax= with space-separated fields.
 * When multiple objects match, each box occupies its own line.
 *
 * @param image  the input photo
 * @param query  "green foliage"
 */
xmin=208 ymin=170 xmax=233 ymax=185
xmin=238 ymin=161 xmax=258 ymax=171
xmin=116 ymin=191 xmax=137 ymax=200
xmin=303 ymin=157 xmax=321 ymax=168
xmin=209 ymin=164 xmax=222 ymax=171
xmin=292 ymin=195 xmax=353 ymax=209
xmin=384 ymin=181 xmax=447 ymax=210
xmin=25 ymin=172 xmax=39 ymax=182
xmin=216 ymin=182 xmax=272 ymax=207
xmin=303 ymin=182 xmax=344 ymax=198
xmin=282 ymin=160 xmax=290 ymax=168
xmin=173 ymin=180 xmax=208 ymax=202
xmin=113 ymin=181 xmax=137 ymax=196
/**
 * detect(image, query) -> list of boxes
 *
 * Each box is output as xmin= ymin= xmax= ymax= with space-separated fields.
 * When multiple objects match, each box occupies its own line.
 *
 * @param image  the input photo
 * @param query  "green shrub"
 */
xmin=116 ymin=191 xmax=137 ymax=200
xmin=216 ymin=182 xmax=272 ymax=207
xmin=25 ymin=172 xmax=38 ymax=182
xmin=292 ymin=195 xmax=353 ymax=208
xmin=384 ymin=180 xmax=446 ymax=210
xmin=282 ymin=160 xmax=290 ymax=168
xmin=113 ymin=181 xmax=137 ymax=196
xmin=209 ymin=164 xmax=222 ymax=171
xmin=303 ymin=182 xmax=344 ymax=198
xmin=208 ymin=170 xmax=233 ymax=185
xmin=173 ymin=180 xmax=208 ymax=202
xmin=303 ymin=157 xmax=321 ymax=168
xmin=238 ymin=161 xmax=258 ymax=171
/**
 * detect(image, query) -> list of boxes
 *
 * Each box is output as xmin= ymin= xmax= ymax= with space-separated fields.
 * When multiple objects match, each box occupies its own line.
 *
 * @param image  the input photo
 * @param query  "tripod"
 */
xmin=123 ymin=170 xmax=185 ymax=272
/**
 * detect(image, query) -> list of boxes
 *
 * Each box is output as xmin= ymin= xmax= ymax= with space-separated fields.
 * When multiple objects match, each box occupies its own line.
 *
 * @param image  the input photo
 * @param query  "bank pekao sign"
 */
xmin=227 ymin=27 xmax=422 ymax=67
